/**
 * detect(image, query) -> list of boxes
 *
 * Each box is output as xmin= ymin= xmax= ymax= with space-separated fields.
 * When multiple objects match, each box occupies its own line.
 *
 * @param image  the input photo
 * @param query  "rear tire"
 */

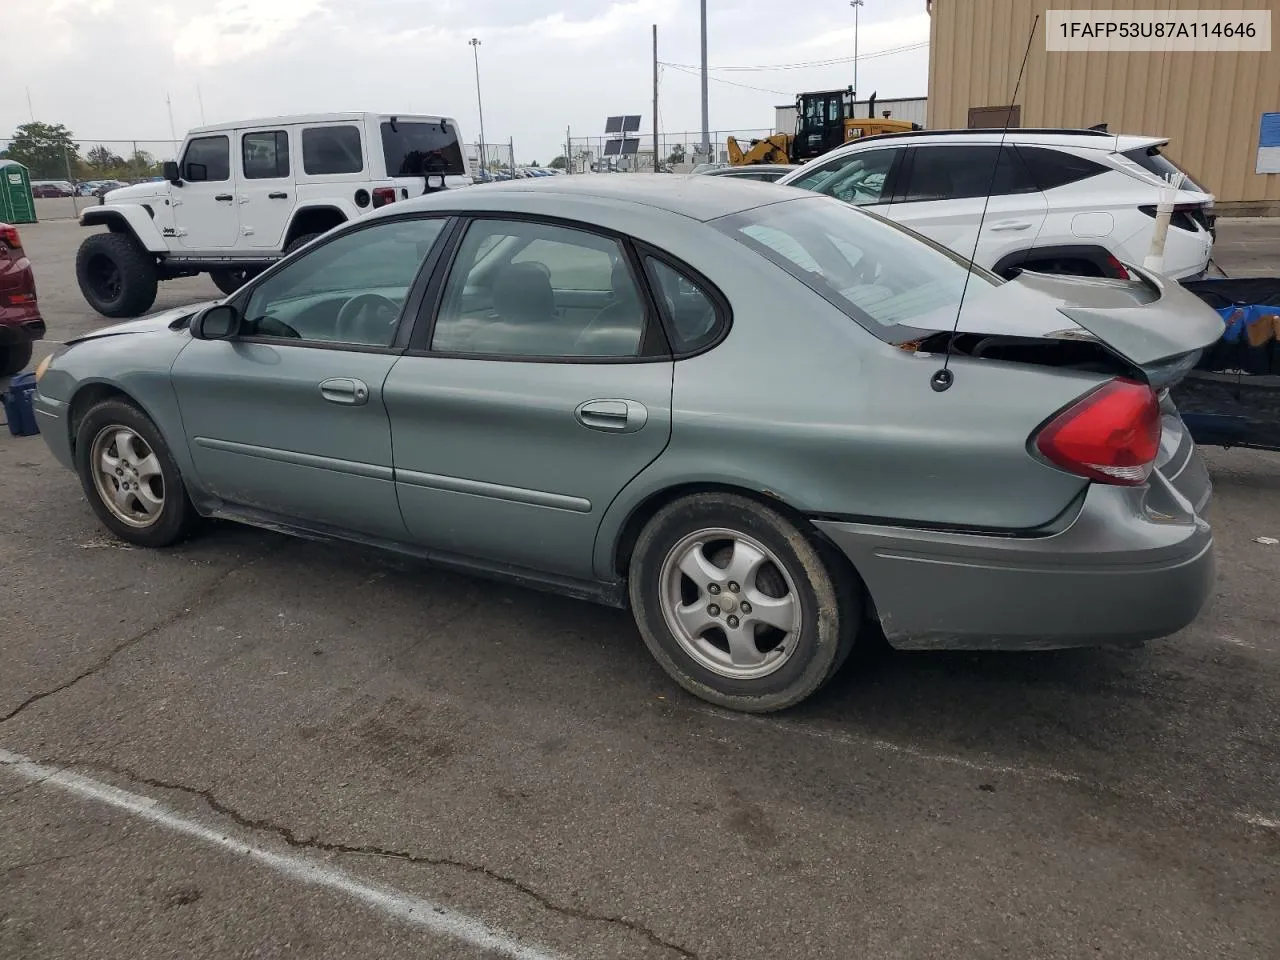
xmin=209 ymin=267 xmax=261 ymax=296
xmin=76 ymin=233 xmax=158 ymax=319
xmin=628 ymin=492 xmax=860 ymax=713
xmin=285 ymin=232 xmax=323 ymax=255
xmin=0 ymin=342 xmax=33 ymax=377
xmin=74 ymin=398 xmax=198 ymax=548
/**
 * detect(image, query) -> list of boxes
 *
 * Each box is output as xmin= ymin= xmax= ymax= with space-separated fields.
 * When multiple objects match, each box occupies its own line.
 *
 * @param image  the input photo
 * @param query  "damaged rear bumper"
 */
xmin=813 ymin=474 xmax=1214 ymax=651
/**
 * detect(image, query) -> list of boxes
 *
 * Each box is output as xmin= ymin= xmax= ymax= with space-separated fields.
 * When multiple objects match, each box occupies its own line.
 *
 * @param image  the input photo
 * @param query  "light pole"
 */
xmin=849 ymin=0 xmax=864 ymax=98
xmin=700 ymin=0 xmax=709 ymax=160
xmin=469 ymin=38 xmax=488 ymax=177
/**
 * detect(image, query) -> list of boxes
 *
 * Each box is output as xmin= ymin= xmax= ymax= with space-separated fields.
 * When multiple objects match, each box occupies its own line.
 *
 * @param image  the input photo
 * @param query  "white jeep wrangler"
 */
xmin=75 ymin=112 xmax=470 ymax=318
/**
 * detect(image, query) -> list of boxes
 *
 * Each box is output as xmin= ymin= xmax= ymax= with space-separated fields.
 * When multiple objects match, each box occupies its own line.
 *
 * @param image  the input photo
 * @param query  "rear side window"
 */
xmin=644 ymin=257 xmax=724 ymax=353
xmin=380 ymin=121 xmax=466 ymax=177
xmin=1017 ymin=146 xmax=1108 ymax=190
xmin=182 ymin=136 xmax=230 ymax=182
xmin=899 ymin=145 xmax=1038 ymax=202
xmin=1121 ymin=145 xmax=1208 ymax=193
xmin=242 ymin=131 xmax=290 ymax=179
xmin=302 ymin=126 xmax=364 ymax=175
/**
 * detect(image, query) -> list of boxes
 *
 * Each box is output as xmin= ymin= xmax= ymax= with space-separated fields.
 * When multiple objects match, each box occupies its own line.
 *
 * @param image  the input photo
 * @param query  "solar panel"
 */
xmin=621 ymin=137 xmax=640 ymax=155
xmin=622 ymin=115 xmax=642 ymax=133
xmin=604 ymin=139 xmax=623 ymax=156
xmin=604 ymin=116 xmax=624 ymax=134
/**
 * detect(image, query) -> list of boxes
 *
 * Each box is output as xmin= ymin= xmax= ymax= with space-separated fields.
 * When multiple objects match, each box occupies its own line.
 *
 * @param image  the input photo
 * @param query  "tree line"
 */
xmin=1 ymin=122 xmax=165 ymax=182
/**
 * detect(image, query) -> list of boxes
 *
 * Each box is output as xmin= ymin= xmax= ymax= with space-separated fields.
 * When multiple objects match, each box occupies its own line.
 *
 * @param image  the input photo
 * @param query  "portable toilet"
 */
xmin=0 ymin=160 xmax=37 ymax=224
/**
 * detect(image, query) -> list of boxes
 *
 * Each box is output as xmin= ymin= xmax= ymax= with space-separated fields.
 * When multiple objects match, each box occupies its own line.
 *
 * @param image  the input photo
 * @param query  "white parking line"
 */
xmin=0 ymin=748 xmax=570 ymax=960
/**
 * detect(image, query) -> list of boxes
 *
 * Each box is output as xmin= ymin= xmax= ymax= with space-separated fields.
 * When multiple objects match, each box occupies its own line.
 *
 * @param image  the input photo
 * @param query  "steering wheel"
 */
xmin=336 ymin=293 xmax=399 ymax=344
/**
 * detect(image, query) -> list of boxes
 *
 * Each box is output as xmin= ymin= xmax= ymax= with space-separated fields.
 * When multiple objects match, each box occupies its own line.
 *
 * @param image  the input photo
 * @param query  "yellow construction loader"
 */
xmin=728 ymin=89 xmax=921 ymax=166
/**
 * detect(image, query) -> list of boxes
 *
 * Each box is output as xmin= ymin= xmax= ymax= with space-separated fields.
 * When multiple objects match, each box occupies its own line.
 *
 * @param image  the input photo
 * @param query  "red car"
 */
xmin=0 ymin=223 xmax=44 ymax=376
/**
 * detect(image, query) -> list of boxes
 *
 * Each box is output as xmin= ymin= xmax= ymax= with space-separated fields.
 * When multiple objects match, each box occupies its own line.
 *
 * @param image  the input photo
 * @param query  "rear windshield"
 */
xmin=380 ymin=121 xmax=466 ymax=177
xmin=714 ymin=196 xmax=997 ymax=334
xmin=1121 ymin=145 xmax=1208 ymax=194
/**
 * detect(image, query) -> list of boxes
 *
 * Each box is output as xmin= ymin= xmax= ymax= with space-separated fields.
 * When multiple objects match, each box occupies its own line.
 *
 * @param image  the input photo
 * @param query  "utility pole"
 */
xmin=469 ymin=38 xmax=488 ymax=176
xmin=699 ymin=0 xmax=709 ymax=159
xmin=197 ymin=85 xmax=207 ymax=125
xmin=565 ymin=125 xmax=572 ymax=175
xmin=850 ymin=0 xmax=865 ymax=97
xmin=165 ymin=92 xmax=177 ymax=142
xmin=652 ymin=24 xmax=660 ymax=172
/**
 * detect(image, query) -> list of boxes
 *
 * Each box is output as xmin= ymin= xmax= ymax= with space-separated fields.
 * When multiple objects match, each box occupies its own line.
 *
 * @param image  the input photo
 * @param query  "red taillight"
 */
xmin=1103 ymin=253 xmax=1130 ymax=280
xmin=371 ymin=187 xmax=396 ymax=209
xmin=1034 ymin=379 xmax=1161 ymax=486
xmin=0 ymin=225 xmax=20 ymax=249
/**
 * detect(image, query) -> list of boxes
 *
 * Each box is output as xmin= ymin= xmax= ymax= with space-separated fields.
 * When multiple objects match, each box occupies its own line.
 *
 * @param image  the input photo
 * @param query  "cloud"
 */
xmin=169 ymin=0 xmax=329 ymax=68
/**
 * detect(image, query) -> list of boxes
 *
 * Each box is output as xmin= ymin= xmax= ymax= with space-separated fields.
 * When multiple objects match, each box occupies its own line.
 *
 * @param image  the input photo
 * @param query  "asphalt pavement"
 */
xmin=1 ymin=218 xmax=1278 ymax=960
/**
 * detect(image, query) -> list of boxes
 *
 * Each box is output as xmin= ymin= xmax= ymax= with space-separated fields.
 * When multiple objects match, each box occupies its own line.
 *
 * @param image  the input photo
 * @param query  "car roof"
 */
xmin=393 ymin=175 xmax=801 ymax=222
xmin=704 ymin=165 xmax=799 ymax=175
xmin=817 ymin=128 xmax=1167 ymax=155
xmin=186 ymin=112 xmax=457 ymax=134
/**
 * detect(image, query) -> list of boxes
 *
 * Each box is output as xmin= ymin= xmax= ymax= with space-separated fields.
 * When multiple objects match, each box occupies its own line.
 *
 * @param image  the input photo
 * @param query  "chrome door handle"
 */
xmin=215 ymin=193 xmax=234 ymax=202
xmin=575 ymin=399 xmax=648 ymax=433
xmin=989 ymin=221 xmax=1032 ymax=231
xmin=319 ymin=378 xmax=370 ymax=406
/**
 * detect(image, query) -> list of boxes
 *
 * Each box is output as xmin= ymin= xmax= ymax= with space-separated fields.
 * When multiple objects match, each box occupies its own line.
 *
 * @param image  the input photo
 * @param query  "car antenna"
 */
xmin=930 ymin=15 xmax=1040 ymax=393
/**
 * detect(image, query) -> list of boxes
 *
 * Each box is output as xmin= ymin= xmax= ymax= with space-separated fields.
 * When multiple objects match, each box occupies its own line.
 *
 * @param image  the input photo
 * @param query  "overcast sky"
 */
xmin=4 ymin=0 xmax=930 ymax=163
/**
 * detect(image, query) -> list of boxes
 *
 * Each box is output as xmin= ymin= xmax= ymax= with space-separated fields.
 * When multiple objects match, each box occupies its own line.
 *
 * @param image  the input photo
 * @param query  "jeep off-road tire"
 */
xmin=285 ymin=232 xmax=323 ymax=255
xmin=628 ymin=492 xmax=861 ymax=713
xmin=76 ymin=233 xmax=159 ymax=319
xmin=74 ymin=397 xmax=198 ymax=548
xmin=210 ymin=267 xmax=262 ymax=296
xmin=0 ymin=341 xmax=33 ymax=377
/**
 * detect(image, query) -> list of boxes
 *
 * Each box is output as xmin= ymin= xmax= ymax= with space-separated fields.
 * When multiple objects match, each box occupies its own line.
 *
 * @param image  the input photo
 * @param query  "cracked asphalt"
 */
xmin=2 ymin=219 xmax=1279 ymax=959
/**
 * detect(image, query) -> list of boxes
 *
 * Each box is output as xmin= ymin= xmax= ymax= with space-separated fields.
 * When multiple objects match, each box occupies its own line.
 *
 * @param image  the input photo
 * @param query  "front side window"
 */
xmin=899 ymin=145 xmax=1038 ymax=202
xmin=432 ymin=219 xmax=646 ymax=358
xmin=241 ymin=218 xmax=446 ymax=346
xmin=182 ymin=136 xmax=230 ymax=182
xmin=785 ymin=148 xmax=901 ymax=206
xmin=242 ymin=131 xmax=290 ymax=179
xmin=716 ymin=196 xmax=998 ymax=334
xmin=302 ymin=126 xmax=364 ymax=175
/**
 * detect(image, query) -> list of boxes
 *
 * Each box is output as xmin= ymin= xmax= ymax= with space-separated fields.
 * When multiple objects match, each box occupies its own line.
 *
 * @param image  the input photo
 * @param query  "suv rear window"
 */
xmin=380 ymin=121 xmax=466 ymax=177
xmin=302 ymin=126 xmax=364 ymax=175
xmin=1121 ymin=145 xmax=1208 ymax=193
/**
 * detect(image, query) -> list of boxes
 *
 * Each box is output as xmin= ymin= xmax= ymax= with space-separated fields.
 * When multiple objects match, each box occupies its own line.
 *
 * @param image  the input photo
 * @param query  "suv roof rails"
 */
xmin=828 ymin=127 xmax=1116 ymax=149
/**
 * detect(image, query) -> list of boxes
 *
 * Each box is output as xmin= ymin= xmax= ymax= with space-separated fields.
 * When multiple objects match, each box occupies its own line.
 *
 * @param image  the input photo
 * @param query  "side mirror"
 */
xmin=186 ymin=162 xmax=208 ymax=183
xmin=162 ymin=161 xmax=181 ymax=183
xmin=191 ymin=303 xmax=239 ymax=340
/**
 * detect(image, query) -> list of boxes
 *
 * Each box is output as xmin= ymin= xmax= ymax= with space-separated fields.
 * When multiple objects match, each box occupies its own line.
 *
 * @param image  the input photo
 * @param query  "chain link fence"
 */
xmin=466 ymin=140 xmax=519 ymax=182
xmin=565 ymin=129 xmax=775 ymax=174
xmin=0 ymin=138 xmax=180 ymax=220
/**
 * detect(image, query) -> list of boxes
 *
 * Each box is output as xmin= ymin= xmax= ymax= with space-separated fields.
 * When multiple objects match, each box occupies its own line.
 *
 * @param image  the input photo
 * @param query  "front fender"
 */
xmin=81 ymin=205 xmax=168 ymax=254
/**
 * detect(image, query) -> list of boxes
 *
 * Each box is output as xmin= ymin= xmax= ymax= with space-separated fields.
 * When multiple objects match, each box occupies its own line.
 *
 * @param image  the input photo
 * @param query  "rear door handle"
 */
xmin=215 ymin=193 xmax=234 ymax=202
xmin=989 ymin=221 xmax=1032 ymax=231
xmin=268 ymin=191 xmax=288 ymax=200
xmin=319 ymin=378 xmax=370 ymax=406
xmin=575 ymin=399 xmax=648 ymax=433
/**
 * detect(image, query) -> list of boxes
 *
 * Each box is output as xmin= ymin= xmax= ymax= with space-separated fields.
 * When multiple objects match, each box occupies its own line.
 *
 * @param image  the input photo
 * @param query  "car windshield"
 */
xmin=380 ymin=121 xmax=466 ymax=177
xmin=714 ymin=196 xmax=998 ymax=332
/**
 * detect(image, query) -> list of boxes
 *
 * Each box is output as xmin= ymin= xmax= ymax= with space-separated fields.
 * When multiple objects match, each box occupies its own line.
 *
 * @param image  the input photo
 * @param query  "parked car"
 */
xmin=0 ymin=223 xmax=45 ymax=376
xmin=32 ymin=177 xmax=1221 ymax=712
xmin=777 ymin=128 xmax=1215 ymax=281
xmin=696 ymin=164 xmax=799 ymax=183
xmin=74 ymin=111 xmax=470 ymax=317
xmin=30 ymin=180 xmax=75 ymax=198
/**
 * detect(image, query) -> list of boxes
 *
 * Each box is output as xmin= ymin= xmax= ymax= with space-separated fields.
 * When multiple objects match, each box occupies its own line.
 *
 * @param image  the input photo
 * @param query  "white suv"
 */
xmin=776 ymin=129 xmax=1215 ymax=281
xmin=75 ymin=112 xmax=469 ymax=318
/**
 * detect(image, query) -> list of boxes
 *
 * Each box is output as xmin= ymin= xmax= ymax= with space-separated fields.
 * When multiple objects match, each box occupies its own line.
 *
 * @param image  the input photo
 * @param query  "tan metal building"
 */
xmin=927 ymin=0 xmax=1279 ymax=214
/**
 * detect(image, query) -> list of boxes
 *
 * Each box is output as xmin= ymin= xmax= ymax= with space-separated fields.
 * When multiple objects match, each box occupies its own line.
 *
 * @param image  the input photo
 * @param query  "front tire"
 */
xmin=628 ymin=492 xmax=860 ymax=713
xmin=74 ymin=398 xmax=198 ymax=548
xmin=0 ymin=341 xmax=33 ymax=377
xmin=76 ymin=233 xmax=159 ymax=319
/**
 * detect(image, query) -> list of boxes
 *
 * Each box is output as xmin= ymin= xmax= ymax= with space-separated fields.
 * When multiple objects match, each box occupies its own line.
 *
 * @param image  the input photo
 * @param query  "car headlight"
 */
xmin=34 ymin=352 xmax=54 ymax=382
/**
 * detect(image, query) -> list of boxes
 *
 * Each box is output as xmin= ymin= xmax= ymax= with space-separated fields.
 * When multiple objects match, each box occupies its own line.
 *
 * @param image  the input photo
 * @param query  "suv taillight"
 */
xmin=372 ymin=187 xmax=397 ymax=209
xmin=0 ymin=225 xmax=20 ymax=249
xmin=1034 ymin=379 xmax=1161 ymax=486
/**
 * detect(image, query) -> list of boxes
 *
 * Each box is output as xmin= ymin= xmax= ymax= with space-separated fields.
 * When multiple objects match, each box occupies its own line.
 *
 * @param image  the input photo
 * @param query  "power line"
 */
xmin=661 ymin=63 xmax=792 ymax=97
xmin=663 ymin=40 xmax=928 ymax=73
